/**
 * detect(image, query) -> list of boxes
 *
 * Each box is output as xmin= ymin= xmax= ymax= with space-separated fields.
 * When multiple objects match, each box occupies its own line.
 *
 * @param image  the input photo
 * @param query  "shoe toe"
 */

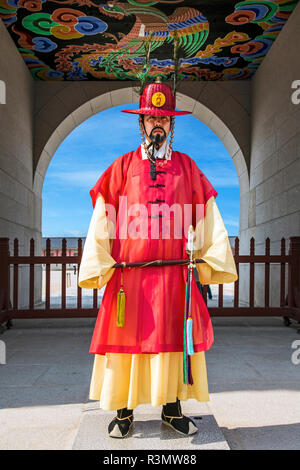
xmin=109 ymin=423 xmax=123 ymax=438
xmin=162 ymin=413 xmax=199 ymax=436
xmin=187 ymin=420 xmax=198 ymax=435
xmin=179 ymin=417 xmax=198 ymax=435
xmin=108 ymin=417 xmax=133 ymax=438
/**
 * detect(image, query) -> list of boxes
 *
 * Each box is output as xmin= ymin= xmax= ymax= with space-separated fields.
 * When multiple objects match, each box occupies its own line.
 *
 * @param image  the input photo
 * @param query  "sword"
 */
xmin=112 ymin=259 xmax=204 ymax=268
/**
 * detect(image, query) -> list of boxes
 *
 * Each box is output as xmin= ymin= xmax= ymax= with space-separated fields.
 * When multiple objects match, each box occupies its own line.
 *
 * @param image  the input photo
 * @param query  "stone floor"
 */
xmin=0 ymin=315 xmax=300 ymax=450
xmin=73 ymin=403 xmax=229 ymax=450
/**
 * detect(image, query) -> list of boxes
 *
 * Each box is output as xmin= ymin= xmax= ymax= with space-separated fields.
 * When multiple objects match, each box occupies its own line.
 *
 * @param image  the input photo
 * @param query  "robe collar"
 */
xmin=140 ymin=140 xmax=171 ymax=160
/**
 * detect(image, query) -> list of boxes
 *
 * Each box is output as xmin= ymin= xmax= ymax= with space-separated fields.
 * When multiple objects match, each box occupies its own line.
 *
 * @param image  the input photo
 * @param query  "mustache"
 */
xmin=151 ymin=126 xmax=165 ymax=134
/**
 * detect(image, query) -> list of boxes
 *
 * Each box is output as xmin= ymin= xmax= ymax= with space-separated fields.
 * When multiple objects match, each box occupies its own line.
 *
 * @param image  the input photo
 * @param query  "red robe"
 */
xmin=88 ymin=146 xmax=217 ymax=355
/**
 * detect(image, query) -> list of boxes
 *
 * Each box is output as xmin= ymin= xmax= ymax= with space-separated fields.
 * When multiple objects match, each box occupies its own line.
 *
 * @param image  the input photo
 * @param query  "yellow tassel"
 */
xmin=117 ymin=288 xmax=126 ymax=327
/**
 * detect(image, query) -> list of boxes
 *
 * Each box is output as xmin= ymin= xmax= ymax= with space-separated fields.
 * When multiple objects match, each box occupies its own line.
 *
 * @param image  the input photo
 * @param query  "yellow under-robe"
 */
xmin=79 ymin=195 xmax=237 ymax=410
xmin=89 ymin=352 xmax=209 ymax=411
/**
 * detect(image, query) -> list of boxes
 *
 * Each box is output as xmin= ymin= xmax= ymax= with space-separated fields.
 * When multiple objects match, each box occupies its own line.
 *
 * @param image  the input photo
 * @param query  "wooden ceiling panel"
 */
xmin=0 ymin=0 xmax=298 ymax=80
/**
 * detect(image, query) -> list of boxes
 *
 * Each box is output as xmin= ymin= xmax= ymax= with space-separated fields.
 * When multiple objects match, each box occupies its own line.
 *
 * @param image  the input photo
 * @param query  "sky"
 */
xmin=42 ymin=102 xmax=239 ymax=237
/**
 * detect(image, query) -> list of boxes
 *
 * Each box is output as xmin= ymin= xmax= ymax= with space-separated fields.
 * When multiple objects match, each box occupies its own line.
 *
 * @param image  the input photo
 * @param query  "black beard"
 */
xmin=150 ymin=127 xmax=166 ymax=150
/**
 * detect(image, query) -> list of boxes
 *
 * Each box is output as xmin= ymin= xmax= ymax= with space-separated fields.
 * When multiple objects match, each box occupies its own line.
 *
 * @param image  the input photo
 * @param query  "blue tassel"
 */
xmin=186 ymin=317 xmax=194 ymax=356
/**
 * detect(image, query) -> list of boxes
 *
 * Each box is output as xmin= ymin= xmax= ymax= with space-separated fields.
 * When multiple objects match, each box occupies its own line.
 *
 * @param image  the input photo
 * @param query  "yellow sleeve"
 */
xmin=194 ymin=196 xmax=238 ymax=285
xmin=78 ymin=195 xmax=117 ymax=290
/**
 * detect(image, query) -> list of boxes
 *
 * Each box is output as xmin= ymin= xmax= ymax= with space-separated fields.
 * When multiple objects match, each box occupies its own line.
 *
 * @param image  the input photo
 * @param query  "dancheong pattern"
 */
xmin=0 ymin=0 xmax=298 ymax=81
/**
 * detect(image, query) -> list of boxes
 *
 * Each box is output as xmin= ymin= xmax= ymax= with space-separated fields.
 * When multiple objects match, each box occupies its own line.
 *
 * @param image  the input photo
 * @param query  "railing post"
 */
xmin=0 ymin=238 xmax=11 ymax=321
xmin=234 ymin=237 xmax=239 ymax=308
xmin=249 ymin=237 xmax=255 ymax=307
xmin=288 ymin=237 xmax=300 ymax=309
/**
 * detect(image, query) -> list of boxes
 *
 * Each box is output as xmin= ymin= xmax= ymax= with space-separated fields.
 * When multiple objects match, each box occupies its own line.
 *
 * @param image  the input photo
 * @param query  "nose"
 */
xmin=154 ymin=118 xmax=164 ymax=126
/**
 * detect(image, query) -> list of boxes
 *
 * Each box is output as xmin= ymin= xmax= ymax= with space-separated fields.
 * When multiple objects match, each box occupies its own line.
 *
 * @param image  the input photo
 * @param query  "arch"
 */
xmin=33 ymin=84 xmax=250 ymax=234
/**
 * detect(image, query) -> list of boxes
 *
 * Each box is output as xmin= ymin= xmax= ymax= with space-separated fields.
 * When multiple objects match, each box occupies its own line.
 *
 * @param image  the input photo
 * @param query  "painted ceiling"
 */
xmin=0 ymin=0 xmax=298 ymax=81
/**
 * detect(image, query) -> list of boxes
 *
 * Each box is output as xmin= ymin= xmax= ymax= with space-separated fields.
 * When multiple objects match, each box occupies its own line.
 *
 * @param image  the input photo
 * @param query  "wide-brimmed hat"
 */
xmin=122 ymin=79 xmax=191 ymax=117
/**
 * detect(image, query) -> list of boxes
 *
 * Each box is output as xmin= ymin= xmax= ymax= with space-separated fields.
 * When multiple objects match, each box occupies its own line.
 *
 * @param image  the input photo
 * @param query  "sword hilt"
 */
xmin=186 ymin=225 xmax=195 ymax=263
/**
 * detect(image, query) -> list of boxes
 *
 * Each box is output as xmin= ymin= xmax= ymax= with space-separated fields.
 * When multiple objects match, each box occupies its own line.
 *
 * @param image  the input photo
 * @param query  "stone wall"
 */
xmin=0 ymin=19 xmax=42 ymax=308
xmin=241 ymin=2 xmax=300 ymax=306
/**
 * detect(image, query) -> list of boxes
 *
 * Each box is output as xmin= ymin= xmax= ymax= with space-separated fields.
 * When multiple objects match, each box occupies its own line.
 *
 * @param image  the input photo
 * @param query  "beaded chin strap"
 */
xmin=139 ymin=115 xmax=175 ymax=163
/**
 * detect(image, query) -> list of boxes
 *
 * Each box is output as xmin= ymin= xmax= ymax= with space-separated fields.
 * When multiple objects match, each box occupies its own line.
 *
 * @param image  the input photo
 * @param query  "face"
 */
xmin=142 ymin=114 xmax=171 ymax=147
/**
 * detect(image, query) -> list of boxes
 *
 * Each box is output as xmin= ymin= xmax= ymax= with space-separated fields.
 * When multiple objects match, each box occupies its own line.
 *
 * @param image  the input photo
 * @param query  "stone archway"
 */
xmin=33 ymin=82 xmax=250 ymax=243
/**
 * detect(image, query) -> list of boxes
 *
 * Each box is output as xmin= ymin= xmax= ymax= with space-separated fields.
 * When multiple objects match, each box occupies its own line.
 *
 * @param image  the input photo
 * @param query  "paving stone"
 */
xmin=1 ymin=317 xmax=300 ymax=450
xmin=0 ymin=384 xmax=90 ymax=408
xmin=72 ymin=408 xmax=229 ymax=450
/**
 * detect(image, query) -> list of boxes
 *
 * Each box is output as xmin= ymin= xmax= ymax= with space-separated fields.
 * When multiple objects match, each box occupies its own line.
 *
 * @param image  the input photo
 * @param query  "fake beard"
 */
xmin=150 ymin=127 xmax=166 ymax=150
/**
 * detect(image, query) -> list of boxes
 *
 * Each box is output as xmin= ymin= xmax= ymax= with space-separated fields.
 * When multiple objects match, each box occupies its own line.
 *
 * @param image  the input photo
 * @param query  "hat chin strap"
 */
xmin=140 ymin=116 xmax=155 ymax=148
xmin=139 ymin=116 xmax=175 ymax=161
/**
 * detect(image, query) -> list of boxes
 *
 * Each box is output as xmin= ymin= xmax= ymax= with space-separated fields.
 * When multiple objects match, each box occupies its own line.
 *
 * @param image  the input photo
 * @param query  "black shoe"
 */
xmin=162 ymin=399 xmax=198 ymax=436
xmin=108 ymin=407 xmax=133 ymax=438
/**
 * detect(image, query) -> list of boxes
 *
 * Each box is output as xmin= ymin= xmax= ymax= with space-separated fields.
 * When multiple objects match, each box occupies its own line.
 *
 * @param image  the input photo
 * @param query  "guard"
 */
xmin=78 ymin=76 xmax=238 ymax=438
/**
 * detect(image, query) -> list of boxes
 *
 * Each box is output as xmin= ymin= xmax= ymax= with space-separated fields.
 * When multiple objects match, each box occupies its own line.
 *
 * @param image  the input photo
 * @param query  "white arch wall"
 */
xmin=250 ymin=1 xmax=300 ymax=254
xmin=0 ymin=19 xmax=43 ymax=308
xmin=32 ymin=82 xmax=250 ymax=307
xmin=0 ymin=19 xmax=33 ymax=247
xmin=244 ymin=1 xmax=300 ymax=306
xmin=33 ymin=81 xmax=251 ymax=240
